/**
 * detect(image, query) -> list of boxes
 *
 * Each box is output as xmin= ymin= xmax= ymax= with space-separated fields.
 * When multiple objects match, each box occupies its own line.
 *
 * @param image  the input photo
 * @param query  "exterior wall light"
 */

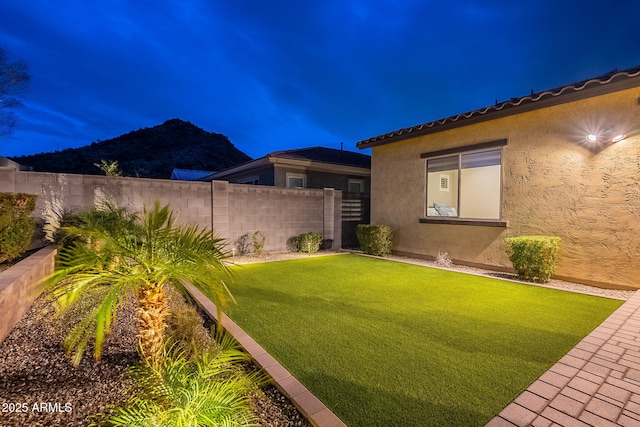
xmin=586 ymin=134 xmax=598 ymax=143
xmin=585 ymin=128 xmax=627 ymax=144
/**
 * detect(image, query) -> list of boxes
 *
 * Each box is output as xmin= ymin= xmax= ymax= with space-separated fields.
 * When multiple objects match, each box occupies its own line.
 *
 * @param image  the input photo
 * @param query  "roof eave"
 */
xmin=271 ymin=157 xmax=371 ymax=175
xmin=356 ymin=70 xmax=640 ymax=149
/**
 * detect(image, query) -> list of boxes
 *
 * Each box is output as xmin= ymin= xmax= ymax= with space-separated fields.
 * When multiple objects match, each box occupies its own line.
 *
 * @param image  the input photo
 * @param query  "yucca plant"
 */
xmin=97 ymin=334 xmax=267 ymax=427
xmin=47 ymin=202 xmax=233 ymax=367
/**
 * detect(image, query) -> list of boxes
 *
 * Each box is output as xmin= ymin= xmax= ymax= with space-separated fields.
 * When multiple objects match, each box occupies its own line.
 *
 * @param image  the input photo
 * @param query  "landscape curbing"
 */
xmin=0 ymin=245 xmax=57 ymax=345
xmin=185 ymin=283 xmax=347 ymax=427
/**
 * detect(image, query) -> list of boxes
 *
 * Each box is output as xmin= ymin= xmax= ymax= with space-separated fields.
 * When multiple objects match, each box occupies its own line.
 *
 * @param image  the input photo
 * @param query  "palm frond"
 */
xmin=63 ymin=306 xmax=100 ymax=366
xmin=100 ymin=398 xmax=160 ymax=427
xmin=50 ymin=276 xmax=135 ymax=364
xmin=105 ymin=340 xmax=263 ymax=427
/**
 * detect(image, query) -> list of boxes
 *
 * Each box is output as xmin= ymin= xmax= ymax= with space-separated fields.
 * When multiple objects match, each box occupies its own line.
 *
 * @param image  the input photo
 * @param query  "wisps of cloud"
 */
xmin=1 ymin=0 xmax=639 ymax=158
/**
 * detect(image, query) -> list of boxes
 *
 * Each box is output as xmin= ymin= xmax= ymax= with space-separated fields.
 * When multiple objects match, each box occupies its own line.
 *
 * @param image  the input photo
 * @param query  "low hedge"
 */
xmin=505 ymin=235 xmax=561 ymax=283
xmin=0 ymin=192 xmax=37 ymax=263
xmin=356 ymin=224 xmax=392 ymax=257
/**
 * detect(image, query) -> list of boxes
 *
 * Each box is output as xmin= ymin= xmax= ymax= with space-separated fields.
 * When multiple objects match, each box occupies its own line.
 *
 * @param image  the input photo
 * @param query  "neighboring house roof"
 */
xmin=209 ymin=146 xmax=371 ymax=180
xmin=268 ymin=146 xmax=371 ymax=168
xmin=170 ymin=168 xmax=216 ymax=181
xmin=0 ymin=156 xmax=30 ymax=171
xmin=356 ymin=65 xmax=640 ymax=149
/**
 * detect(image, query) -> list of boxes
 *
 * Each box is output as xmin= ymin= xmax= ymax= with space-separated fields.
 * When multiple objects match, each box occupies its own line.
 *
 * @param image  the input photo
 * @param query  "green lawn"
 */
xmin=225 ymin=254 xmax=622 ymax=427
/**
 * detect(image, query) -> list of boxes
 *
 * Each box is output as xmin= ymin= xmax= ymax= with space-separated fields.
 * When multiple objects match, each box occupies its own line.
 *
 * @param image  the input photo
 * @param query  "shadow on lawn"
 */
xmin=393 ymin=310 xmax=583 ymax=364
xmin=229 ymin=282 xmax=615 ymax=423
xmin=301 ymin=371 xmax=490 ymax=427
xmin=234 ymin=284 xmax=584 ymax=365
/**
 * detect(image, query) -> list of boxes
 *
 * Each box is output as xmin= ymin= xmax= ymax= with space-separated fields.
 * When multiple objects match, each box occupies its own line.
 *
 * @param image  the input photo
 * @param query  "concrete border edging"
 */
xmin=185 ymin=284 xmax=347 ymax=427
xmin=0 ymin=245 xmax=57 ymax=345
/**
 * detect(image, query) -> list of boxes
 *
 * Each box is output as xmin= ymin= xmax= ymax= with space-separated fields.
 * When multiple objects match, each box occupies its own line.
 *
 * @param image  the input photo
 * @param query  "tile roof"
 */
xmin=356 ymin=65 xmax=640 ymax=149
xmin=170 ymin=168 xmax=216 ymax=181
xmin=268 ymin=146 xmax=371 ymax=168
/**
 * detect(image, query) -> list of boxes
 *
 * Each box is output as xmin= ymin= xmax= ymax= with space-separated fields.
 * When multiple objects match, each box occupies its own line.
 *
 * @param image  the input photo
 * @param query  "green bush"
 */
xmin=296 ymin=232 xmax=323 ymax=254
xmin=0 ymin=192 xmax=37 ymax=263
xmin=49 ymin=208 xmax=80 ymax=246
xmin=252 ymin=230 xmax=266 ymax=256
xmin=356 ymin=224 xmax=392 ymax=256
xmin=52 ymin=204 xmax=137 ymax=249
xmin=505 ymin=235 xmax=561 ymax=283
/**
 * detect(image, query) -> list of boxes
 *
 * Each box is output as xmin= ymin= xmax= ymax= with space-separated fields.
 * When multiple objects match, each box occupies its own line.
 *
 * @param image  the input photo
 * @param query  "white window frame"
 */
xmin=286 ymin=173 xmax=307 ymax=188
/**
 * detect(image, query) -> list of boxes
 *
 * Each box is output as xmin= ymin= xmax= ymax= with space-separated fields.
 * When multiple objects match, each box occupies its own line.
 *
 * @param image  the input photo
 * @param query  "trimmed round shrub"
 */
xmin=356 ymin=224 xmax=392 ymax=256
xmin=505 ymin=235 xmax=561 ymax=283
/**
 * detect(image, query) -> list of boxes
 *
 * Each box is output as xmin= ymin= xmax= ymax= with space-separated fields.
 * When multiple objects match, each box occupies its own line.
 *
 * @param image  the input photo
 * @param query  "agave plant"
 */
xmin=47 ymin=202 xmax=233 ymax=367
xmin=98 ymin=334 xmax=267 ymax=427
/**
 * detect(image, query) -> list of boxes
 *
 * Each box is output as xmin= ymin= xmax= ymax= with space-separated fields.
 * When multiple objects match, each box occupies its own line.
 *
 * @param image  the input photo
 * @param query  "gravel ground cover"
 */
xmin=381 ymin=254 xmax=636 ymax=301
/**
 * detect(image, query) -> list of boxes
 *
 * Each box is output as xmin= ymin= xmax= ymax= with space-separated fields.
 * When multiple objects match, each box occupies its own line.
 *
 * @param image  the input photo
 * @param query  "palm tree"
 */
xmin=48 ymin=202 xmax=233 ymax=367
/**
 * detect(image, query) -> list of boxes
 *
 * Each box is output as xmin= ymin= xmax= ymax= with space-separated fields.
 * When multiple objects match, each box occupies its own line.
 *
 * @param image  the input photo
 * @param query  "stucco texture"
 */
xmin=371 ymin=87 xmax=640 ymax=288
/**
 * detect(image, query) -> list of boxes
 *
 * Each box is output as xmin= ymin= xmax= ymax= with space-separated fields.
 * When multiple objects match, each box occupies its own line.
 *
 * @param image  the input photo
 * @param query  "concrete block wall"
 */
xmin=0 ymin=170 xmax=342 ymax=251
xmin=221 ymin=183 xmax=341 ymax=252
xmin=0 ymin=170 xmax=213 ymax=238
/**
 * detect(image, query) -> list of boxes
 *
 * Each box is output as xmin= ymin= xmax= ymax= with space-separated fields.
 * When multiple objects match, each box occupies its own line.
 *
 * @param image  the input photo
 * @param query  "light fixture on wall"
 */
xmin=611 ymin=133 xmax=627 ymax=143
xmin=585 ymin=127 xmax=627 ymax=144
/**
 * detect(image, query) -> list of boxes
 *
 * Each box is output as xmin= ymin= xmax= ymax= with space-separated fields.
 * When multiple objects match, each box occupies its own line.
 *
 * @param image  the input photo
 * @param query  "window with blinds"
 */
xmin=425 ymin=148 xmax=502 ymax=220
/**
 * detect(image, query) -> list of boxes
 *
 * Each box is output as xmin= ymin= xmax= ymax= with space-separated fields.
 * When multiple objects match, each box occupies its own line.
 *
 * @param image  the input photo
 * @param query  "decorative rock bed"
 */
xmin=0 ymin=248 xmax=312 ymax=427
xmin=0 ymin=293 xmax=312 ymax=427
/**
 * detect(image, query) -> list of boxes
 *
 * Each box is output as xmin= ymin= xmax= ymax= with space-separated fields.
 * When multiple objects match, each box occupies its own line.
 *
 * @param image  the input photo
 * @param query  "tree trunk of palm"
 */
xmin=137 ymin=284 xmax=168 ymax=366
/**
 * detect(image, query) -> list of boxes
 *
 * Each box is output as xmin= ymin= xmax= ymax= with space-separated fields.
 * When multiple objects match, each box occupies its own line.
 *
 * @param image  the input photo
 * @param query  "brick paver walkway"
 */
xmin=487 ymin=290 xmax=640 ymax=426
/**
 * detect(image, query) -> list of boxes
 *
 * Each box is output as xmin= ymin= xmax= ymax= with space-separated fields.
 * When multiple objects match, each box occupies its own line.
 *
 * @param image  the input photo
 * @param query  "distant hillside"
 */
xmin=10 ymin=119 xmax=252 ymax=179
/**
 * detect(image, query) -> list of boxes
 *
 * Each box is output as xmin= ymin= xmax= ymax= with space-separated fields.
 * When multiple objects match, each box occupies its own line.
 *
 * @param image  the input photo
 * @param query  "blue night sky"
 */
xmin=1 ymin=0 xmax=639 ymax=159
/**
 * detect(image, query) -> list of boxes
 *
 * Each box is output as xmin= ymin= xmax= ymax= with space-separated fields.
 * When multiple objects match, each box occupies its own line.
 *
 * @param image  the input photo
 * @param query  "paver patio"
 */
xmin=487 ymin=290 xmax=640 ymax=426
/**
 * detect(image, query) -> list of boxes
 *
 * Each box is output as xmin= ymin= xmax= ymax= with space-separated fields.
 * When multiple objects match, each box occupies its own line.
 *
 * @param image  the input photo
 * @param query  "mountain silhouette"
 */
xmin=10 ymin=119 xmax=252 ymax=179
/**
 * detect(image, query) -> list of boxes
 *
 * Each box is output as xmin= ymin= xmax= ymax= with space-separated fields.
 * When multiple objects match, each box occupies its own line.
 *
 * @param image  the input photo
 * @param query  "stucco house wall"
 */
xmin=369 ymin=86 xmax=640 ymax=289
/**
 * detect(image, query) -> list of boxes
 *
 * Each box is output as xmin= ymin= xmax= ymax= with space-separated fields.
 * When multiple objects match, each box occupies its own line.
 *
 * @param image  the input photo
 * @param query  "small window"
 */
xmin=286 ymin=173 xmax=306 ymax=188
xmin=348 ymin=178 xmax=364 ymax=193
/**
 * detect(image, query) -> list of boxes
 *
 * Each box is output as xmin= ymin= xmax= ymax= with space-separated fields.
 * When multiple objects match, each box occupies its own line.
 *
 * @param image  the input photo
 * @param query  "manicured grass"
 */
xmin=225 ymin=254 xmax=623 ymax=427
